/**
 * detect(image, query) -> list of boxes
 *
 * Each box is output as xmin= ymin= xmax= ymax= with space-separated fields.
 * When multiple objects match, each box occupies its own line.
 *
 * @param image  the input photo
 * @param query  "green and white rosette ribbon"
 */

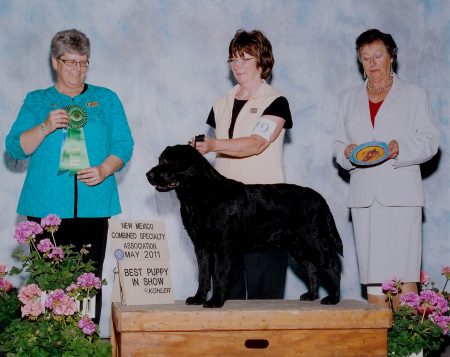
xmin=58 ymin=105 xmax=90 ymax=175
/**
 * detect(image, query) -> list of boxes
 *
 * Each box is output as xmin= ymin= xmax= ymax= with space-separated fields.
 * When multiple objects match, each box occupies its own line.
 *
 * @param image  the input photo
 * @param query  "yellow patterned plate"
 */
xmin=350 ymin=141 xmax=390 ymax=166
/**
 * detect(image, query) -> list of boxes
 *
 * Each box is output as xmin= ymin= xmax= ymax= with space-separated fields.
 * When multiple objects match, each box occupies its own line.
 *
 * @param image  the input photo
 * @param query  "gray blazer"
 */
xmin=333 ymin=75 xmax=440 ymax=208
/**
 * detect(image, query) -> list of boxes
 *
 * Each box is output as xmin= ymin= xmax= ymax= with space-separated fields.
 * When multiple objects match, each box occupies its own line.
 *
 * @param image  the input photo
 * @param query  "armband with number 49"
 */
xmin=252 ymin=118 xmax=277 ymax=141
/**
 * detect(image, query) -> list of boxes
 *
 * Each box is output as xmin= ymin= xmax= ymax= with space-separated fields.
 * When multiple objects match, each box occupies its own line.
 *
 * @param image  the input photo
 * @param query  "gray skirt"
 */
xmin=351 ymin=200 xmax=422 ymax=284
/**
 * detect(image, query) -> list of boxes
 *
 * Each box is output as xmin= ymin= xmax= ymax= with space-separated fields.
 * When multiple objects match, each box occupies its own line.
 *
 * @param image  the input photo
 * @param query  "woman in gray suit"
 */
xmin=333 ymin=29 xmax=439 ymax=308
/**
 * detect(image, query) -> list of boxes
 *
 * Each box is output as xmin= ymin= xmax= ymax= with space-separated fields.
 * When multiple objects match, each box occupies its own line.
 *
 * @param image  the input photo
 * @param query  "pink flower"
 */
xmin=48 ymin=246 xmax=64 ymax=261
xmin=21 ymin=301 xmax=44 ymax=318
xmin=400 ymin=292 xmax=420 ymax=309
xmin=431 ymin=314 xmax=450 ymax=335
xmin=53 ymin=296 xmax=77 ymax=316
xmin=18 ymin=284 xmax=42 ymax=304
xmin=18 ymin=285 xmax=44 ymax=319
xmin=14 ymin=221 xmax=43 ymax=244
xmin=40 ymin=214 xmax=61 ymax=233
xmin=37 ymin=238 xmax=54 ymax=253
xmin=77 ymin=273 xmax=102 ymax=290
xmin=382 ymin=279 xmax=401 ymax=295
xmin=420 ymin=271 xmax=429 ymax=286
xmin=441 ymin=266 xmax=450 ymax=280
xmin=78 ymin=315 xmax=96 ymax=335
xmin=45 ymin=289 xmax=77 ymax=316
xmin=45 ymin=289 xmax=64 ymax=308
xmin=5 ymin=280 xmax=13 ymax=292
xmin=66 ymin=283 xmax=78 ymax=293
xmin=417 ymin=290 xmax=448 ymax=316
xmin=0 ymin=265 xmax=7 ymax=279
xmin=0 ymin=278 xmax=13 ymax=292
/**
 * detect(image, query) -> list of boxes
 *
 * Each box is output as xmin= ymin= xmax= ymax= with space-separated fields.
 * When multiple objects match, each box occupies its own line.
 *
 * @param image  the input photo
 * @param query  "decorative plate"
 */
xmin=349 ymin=141 xmax=390 ymax=166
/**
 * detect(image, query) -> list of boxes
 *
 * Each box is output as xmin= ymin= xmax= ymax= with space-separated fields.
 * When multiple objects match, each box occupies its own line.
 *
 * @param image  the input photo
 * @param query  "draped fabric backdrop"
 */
xmin=1 ymin=0 xmax=448 ymax=336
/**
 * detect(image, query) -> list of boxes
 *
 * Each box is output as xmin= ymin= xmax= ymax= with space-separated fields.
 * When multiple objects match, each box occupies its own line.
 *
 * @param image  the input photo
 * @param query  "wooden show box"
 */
xmin=111 ymin=299 xmax=392 ymax=356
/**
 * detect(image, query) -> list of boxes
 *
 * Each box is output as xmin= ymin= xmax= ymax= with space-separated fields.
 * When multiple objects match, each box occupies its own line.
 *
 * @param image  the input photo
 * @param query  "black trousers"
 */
xmin=228 ymin=249 xmax=288 ymax=299
xmin=28 ymin=217 xmax=109 ymax=323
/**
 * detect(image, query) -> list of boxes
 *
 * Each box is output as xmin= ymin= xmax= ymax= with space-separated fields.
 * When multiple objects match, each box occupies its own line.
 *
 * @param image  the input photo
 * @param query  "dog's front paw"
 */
xmin=320 ymin=295 xmax=340 ymax=305
xmin=299 ymin=291 xmax=318 ymax=301
xmin=185 ymin=295 xmax=205 ymax=305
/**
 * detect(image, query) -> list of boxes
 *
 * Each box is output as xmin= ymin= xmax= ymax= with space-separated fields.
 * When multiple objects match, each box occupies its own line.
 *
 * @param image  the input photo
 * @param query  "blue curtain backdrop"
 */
xmin=1 ymin=0 xmax=448 ymax=336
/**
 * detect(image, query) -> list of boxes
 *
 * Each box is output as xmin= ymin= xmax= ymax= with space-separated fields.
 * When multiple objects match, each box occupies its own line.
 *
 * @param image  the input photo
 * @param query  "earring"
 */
xmin=363 ymin=71 xmax=367 ymax=79
xmin=390 ymin=65 xmax=394 ymax=76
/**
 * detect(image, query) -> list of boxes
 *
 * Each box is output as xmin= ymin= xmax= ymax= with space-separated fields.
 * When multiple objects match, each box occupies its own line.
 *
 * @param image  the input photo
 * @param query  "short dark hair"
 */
xmin=50 ymin=29 xmax=90 ymax=59
xmin=356 ymin=29 xmax=398 ymax=71
xmin=228 ymin=29 xmax=274 ymax=79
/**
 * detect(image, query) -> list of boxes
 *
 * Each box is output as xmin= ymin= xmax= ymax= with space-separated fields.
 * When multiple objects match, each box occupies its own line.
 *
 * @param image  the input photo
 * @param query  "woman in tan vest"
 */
xmin=193 ymin=29 xmax=292 ymax=300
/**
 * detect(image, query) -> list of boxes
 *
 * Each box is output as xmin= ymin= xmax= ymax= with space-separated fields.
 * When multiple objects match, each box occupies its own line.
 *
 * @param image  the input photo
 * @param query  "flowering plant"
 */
xmin=0 ymin=265 xmax=20 ymax=334
xmin=383 ymin=267 xmax=450 ymax=356
xmin=0 ymin=214 xmax=111 ymax=356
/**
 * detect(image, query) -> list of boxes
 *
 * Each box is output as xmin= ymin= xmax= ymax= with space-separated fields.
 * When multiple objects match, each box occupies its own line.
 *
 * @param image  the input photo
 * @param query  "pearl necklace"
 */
xmin=367 ymin=75 xmax=393 ymax=93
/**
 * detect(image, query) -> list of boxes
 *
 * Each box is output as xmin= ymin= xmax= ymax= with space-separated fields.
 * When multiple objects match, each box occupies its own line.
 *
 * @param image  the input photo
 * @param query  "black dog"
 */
xmin=146 ymin=144 xmax=343 ymax=308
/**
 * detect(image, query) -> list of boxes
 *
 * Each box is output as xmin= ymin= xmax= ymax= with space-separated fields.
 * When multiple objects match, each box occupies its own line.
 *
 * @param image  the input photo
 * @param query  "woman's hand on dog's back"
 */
xmin=191 ymin=135 xmax=272 ymax=158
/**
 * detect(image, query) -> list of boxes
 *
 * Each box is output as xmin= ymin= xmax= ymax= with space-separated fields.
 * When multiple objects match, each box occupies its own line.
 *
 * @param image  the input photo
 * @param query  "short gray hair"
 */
xmin=50 ymin=29 xmax=90 ymax=59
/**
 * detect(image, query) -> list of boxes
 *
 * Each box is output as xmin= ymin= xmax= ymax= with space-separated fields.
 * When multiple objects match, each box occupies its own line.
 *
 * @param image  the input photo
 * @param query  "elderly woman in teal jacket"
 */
xmin=5 ymin=29 xmax=133 ymax=320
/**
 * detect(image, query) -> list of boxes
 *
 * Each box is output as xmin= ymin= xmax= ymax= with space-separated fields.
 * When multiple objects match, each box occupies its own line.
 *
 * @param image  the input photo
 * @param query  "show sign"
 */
xmin=118 ymin=260 xmax=173 ymax=305
xmin=109 ymin=219 xmax=174 ymax=305
xmin=110 ymin=220 xmax=170 ymax=260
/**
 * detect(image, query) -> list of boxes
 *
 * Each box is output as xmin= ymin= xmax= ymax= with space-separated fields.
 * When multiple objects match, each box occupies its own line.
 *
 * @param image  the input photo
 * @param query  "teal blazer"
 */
xmin=6 ymin=85 xmax=134 ymax=218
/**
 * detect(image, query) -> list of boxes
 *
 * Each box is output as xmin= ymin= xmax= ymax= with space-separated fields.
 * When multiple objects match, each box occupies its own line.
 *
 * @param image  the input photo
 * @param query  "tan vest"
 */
xmin=213 ymin=82 xmax=286 ymax=184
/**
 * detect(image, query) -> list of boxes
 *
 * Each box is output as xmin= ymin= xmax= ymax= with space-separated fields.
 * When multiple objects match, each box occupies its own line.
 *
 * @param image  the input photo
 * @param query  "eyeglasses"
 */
xmin=227 ymin=57 xmax=255 ymax=65
xmin=58 ymin=57 xmax=89 ymax=68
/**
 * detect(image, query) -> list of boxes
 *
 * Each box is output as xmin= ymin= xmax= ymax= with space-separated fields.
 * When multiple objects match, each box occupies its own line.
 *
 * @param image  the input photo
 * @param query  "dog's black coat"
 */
xmin=147 ymin=145 xmax=343 ymax=308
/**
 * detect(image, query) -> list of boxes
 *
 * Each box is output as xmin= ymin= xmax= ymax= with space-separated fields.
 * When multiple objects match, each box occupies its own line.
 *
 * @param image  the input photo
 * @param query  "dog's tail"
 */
xmin=325 ymin=206 xmax=343 ymax=257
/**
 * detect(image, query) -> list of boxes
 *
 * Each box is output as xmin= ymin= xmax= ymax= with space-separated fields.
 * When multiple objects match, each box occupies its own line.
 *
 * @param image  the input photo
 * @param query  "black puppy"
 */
xmin=147 ymin=144 xmax=343 ymax=308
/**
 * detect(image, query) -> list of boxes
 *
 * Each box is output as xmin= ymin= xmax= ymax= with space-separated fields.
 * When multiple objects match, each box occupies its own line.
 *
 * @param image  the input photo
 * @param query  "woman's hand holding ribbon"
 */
xmin=77 ymin=155 xmax=124 ymax=186
xmin=77 ymin=166 xmax=106 ymax=186
xmin=45 ymin=109 xmax=70 ymax=134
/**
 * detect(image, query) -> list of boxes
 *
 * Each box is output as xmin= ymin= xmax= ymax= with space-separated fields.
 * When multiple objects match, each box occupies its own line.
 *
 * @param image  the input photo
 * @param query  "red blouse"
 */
xmin=369 ymin=100 xmax=383 ymax=127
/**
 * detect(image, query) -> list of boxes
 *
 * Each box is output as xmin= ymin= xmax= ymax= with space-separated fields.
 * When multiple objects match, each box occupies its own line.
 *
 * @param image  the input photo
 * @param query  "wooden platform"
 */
xmin=111 ymin=299 xmax=392 ymax=356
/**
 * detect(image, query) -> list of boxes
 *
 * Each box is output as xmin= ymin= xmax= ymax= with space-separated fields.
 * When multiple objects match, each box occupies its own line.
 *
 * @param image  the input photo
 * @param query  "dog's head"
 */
xmin=146 ymin=145 xmax=205 ymax=192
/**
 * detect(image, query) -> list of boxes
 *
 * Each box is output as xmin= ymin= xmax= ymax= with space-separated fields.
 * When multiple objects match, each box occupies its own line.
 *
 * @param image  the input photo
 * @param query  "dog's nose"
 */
xmin=146 ymin=170 xmax=154 ymax=182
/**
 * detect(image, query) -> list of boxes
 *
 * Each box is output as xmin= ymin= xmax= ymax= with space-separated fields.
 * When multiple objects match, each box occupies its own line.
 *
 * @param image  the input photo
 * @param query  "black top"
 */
xmin=206 ymin=96 xmax=293 ymax=139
